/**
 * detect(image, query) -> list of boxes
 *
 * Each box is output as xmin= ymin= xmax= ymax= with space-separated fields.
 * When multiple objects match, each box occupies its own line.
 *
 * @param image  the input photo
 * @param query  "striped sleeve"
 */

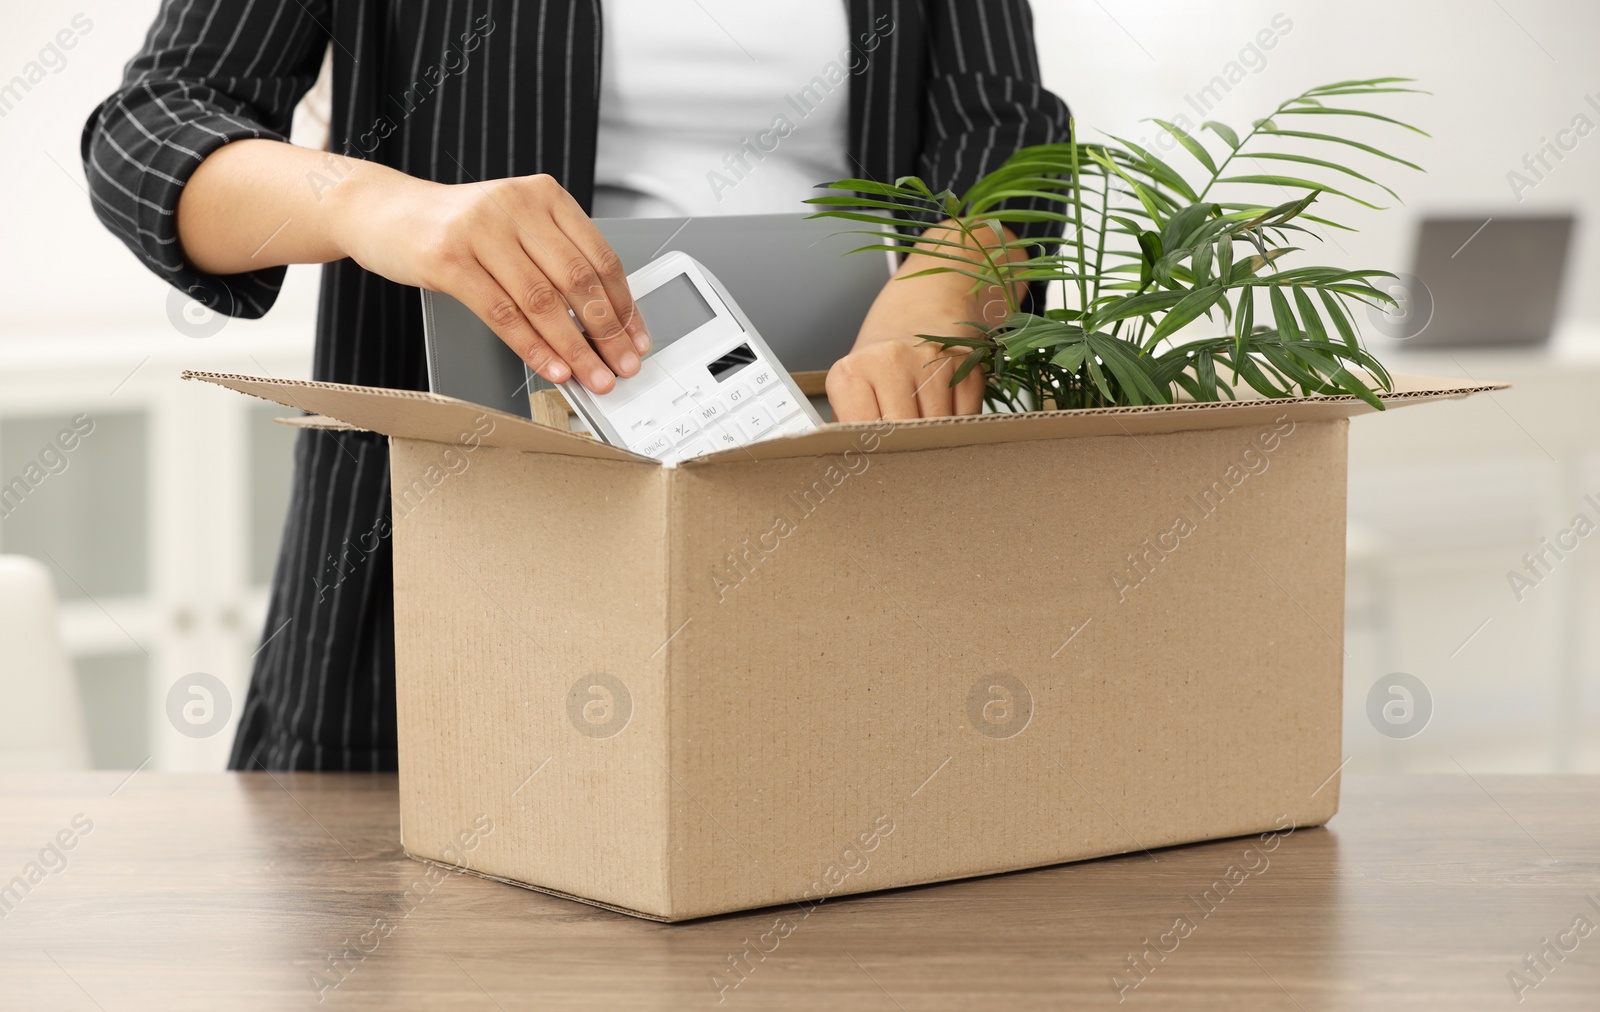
xmin=919 ymin=0 xmax=1071 ymax=245
xmin=79 ymin=0 xmax=330 ymax=319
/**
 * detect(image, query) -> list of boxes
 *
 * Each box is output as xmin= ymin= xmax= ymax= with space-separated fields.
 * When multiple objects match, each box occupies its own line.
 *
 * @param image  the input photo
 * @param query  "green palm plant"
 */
xmin=806 ymin=78 xmax=1428 ymax=411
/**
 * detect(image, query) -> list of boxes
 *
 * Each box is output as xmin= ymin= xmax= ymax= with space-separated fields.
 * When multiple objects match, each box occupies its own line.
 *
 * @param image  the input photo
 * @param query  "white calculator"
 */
xmin=547 ymin=251 xmax=824 ymax=464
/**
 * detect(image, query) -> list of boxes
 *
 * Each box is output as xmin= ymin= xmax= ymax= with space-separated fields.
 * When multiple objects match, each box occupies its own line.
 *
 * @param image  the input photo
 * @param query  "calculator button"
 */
xmin=762 ymin=386 xmax=802 ymax=422
xmin=747 ymin=365 xmax=776 ymax=390
xmin=694 ymin=400 xmax=724 ymax=424
xmin=677 ymin=438 xmax=715 ymax=460
xmin=667 ymin=416 xmax=698 ymax=443
xmin=723 ymin=383 xmax=754 ymax=407
xmin=738 ymin=401 xmax=776 ymax=436
xmin=710 ymin=427 xmax=742 ymax=449
xmin=613 ymin=398 xmax=667 ymax=435
xmin=635 ymin=433 xmax=673 ymax=458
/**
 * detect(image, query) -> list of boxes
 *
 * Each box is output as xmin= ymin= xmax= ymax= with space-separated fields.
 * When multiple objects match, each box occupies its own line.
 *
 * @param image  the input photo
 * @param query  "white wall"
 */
xmin=1032 ymin=0 xmax=1599 ymax=326
xmin=0 ymin=0 xmax=322 ymax=340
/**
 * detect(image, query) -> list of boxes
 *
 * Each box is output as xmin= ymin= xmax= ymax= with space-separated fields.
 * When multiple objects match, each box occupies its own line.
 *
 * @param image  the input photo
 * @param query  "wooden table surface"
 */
xmin=1 ymin=773 xmax=1595 ymax=1010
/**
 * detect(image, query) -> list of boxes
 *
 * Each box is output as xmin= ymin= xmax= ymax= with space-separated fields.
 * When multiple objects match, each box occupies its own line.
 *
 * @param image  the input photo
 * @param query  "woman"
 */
xmin=83 ymin=0 xmax=1070 ymax=770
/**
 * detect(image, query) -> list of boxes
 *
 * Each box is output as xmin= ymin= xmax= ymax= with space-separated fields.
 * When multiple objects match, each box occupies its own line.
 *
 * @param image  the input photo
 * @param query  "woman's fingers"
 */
xmin=871 ymin=371 xmax=920 ymax=420
xmin=913 ymin=355 xmax=958 ymax=418
xmin=432 ymin=174 xmax=645 ymax=394
xmin=825 ymin=359 xmax=882 ymax=422
xmin=477 ymin=238 xmax=617 ymax=393
xmin=447 ymin=263 xmax=570 ymax=384
xmin=551 ymin=201 xmax=650 ymax=355
xmin=953 ymin=362 xmax=986 ymax=415
xmin=516 ymin=226 xmax=640 ymax=382
xmin=827 ymin=340 xmax=980 ymax=422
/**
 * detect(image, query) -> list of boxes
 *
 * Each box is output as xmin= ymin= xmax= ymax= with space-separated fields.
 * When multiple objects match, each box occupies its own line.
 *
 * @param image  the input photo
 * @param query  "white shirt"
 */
xmin=592 ymin=0 xmax=854 ymax=218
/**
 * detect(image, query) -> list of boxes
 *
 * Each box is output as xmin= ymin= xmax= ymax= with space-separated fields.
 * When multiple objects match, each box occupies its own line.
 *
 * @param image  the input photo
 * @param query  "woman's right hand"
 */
xmin=333 ymin=169 xmax=649 ymax=393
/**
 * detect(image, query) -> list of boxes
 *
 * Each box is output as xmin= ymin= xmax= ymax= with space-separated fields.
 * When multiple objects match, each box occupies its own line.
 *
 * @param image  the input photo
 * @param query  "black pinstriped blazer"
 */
xmin=82 ymin=0 xmax=1070 ymax=771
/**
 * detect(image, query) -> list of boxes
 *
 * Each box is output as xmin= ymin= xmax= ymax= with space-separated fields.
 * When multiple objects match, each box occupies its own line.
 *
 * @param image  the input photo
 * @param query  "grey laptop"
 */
xmin=420 ymin=213 xmax=892 ymax=418
xmin=1404 ymin=215 xmax=1574 ymax=348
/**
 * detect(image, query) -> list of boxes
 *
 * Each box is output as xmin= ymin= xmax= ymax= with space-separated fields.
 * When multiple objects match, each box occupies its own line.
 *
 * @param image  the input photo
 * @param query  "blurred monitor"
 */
xmin=1404 ymin=215 xmax=1574 ymax=348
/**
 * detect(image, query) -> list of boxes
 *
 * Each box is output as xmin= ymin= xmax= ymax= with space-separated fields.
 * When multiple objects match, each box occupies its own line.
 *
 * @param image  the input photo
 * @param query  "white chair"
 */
xmin=0 ymin=555 xmax=89 ymax=770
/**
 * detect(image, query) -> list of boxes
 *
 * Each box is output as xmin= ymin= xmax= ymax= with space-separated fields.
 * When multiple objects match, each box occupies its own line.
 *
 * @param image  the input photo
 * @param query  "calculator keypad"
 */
xmin=620 ymin=365 xmax=816 ymax=463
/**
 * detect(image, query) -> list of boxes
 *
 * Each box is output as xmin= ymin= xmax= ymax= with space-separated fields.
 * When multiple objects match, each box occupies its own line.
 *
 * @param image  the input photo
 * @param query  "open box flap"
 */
xmin=189 ymin=369 xmax=1503 ymax=465
xmin=683 ymin=372 xmax=1508 ymax=465
xmin=183 ymin=370 xmax=649 ymax=463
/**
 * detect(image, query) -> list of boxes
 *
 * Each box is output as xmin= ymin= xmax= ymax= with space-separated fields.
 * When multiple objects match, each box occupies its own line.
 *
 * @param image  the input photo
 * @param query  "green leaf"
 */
xmin=1090 ymin=289 xmax=1189 ymax=330
xmin=1257 ymin=128 xmax=1425 ymax=171
xmin=1269 ymin=287 xmax=1300 ymax=341
xmin=950 ymin=347 xmax=988 ymax=385
xmin=1246 ymin=152 xmax=1402 ymax=202
xmin=1148 ymin=284 xmax=1225 ymax=345
xmin=1276 ymin=106 xmax=1430 ymax=136
xmin=1232 ymin=349 xmax=1293 ymax=398
xmin=1305 ymin=76 xmax=1419 ymax=92
xmin=1319 ymin=289 xmax=1359 ymax=350
xmin=1202 ymin=120 xmax=1241 ymax=150
xmin=1052 ymin=343 xmax=1090 ymax=372
xmin=1229 ymin=247 xmax=1297 ymax=282
xmin=1137 ymin=229 xmax=1164 ymax=261
xmin=1088 ymin=334 xmax=1169 ymax=405
xmin=1234 ymin=287 xmax=1254 ymax=362
xmin=1151 ymin=119 xmax=1217 ymax=174
xmin=1194 ymin=350 xmax=1220 ymax=401
xmin=1293 ymin=287 xmax=1328 ymax=343
xmin=1088 ymin=147 xmax=1170 ymax=223
xmin=1159 ymin=203 xmax=1219 ymax=257
xmin=1105 ymin=136 xmax=1202 ymax=202
xmin=1192 ymin=240 xmax=1213 ymax=287
xmin=810 ymin=178 xmax=944 ymax=203
xmin=1083 ymin=353 xmax=1116 ymax=404
xmin=1215 ymin=175 xmax=1384 ymax=209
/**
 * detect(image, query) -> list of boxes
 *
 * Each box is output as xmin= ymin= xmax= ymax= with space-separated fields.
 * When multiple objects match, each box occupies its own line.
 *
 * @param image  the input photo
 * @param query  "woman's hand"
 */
xmin=334 ymin=170 xmax=647 ymax=393
xmin=176 ymin=140 xmax=645 ymax=394
xmin=825 ymin=272 xmax=988 ymax=420
xmin=826 ymin=221 xmax=1024 ymax=422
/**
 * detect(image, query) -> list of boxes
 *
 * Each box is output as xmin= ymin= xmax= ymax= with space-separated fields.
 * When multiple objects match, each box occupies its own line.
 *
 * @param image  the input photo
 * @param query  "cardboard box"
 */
xmin=189 ymin=369 xmax=1499 ymax=921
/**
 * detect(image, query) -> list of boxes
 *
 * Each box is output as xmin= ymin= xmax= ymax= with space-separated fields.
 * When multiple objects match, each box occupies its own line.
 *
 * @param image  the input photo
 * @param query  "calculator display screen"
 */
xmin=707 ymin=343 xmax=756 ymax=381
xmin=635 ymin=273 xmax=716 ymax=345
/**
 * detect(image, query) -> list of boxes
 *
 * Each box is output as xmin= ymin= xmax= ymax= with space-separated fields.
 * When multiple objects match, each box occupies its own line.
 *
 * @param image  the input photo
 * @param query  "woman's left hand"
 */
xmin=825 ymin=271 xmax=988 ymax=421
xmin=826 ymin=221 xmax=1022 ymax=423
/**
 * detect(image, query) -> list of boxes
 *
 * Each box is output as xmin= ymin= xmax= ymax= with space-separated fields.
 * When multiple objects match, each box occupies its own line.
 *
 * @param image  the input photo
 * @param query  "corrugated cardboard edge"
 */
xmin=410 ymin=810 xmax=1334 ymax=923
xmin=272 ymin=414 xmax=355 ymax=430
xmin=188 ymin=367 xmax=1507 ymax=464
xmin=408 ymin=854 xmax=673 ymax=923
xmin=684 ymin=373 xmax=1510 ymax=464
xmin=182 ymin=369 xmax=647 ymax=463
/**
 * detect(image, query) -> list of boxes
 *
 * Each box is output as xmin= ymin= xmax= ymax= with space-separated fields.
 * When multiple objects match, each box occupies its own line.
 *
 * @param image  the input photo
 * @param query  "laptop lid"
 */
xmin=1402 ymin=215 xmax=1574 ymax=348
xmin=421 ymin=213 xmax=891 ymax=416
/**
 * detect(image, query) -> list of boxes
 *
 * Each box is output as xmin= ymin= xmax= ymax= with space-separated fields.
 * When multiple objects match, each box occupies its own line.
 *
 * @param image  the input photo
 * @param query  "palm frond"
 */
xmin=804 ymin=78 xmax=1426 ymax=411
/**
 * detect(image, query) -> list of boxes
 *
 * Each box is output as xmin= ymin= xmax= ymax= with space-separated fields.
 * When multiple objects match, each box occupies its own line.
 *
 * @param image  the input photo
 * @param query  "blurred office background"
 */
xmin=0 ymin=0 xmax=1596 ymax=773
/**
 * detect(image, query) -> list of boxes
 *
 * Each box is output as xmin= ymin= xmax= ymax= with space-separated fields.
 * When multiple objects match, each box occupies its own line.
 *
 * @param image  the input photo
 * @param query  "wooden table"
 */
xmin=1 ymin=774 xmax=1595 ymax=1010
